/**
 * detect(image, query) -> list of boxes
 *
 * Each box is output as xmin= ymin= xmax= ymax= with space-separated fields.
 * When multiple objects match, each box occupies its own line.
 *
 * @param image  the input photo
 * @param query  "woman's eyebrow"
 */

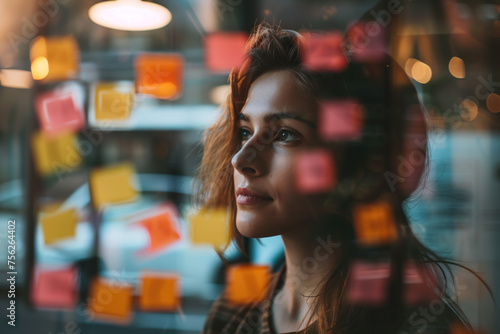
xmin=238 ymin=111 xmax=316 ymax=128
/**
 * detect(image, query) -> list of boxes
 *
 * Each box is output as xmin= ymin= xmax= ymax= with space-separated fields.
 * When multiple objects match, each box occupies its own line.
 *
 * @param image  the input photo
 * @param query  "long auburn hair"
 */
xmin=194 ymin=23 xmax=490 ymax=334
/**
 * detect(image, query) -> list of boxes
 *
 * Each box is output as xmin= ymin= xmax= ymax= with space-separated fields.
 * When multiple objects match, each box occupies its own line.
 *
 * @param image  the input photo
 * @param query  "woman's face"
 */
xmin=232 ymin=70 xmax=322 ymax=238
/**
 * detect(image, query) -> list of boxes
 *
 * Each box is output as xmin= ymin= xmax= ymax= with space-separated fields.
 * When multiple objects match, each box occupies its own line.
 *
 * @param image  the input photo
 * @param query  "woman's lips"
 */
xmin=236 ymin=194 xmax=273 ymax=205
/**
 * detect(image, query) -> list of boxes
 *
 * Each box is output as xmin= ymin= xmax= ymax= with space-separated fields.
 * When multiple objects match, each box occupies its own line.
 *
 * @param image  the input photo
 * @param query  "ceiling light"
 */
xmin=89 ymin=0 xmax=172 ymax=31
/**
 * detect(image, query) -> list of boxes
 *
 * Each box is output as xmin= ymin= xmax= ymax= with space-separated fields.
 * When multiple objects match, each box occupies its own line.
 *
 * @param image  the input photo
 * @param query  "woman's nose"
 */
xmin=231 ymin=138 xmax=267 ymax=177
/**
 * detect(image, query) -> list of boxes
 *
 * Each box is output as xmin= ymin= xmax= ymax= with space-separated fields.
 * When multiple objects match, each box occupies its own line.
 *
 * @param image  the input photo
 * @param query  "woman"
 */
xmin=195 ymin=23 xmax=482 ymax=334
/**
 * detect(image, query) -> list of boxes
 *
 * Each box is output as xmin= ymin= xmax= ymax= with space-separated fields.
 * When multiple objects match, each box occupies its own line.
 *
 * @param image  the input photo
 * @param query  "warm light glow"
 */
xmin=448 ymin=57 xmax=465 ymax=79
xmin=89 ymin=0 xmax=171 ymax=31
xmin=210 ymin=85 xmax=230 ymax=105
xmin=487 ymin=93 xmax=500 ymax=113
xmin=0 ymin=69 xmax=34 ymax=89
xmin=460 ymin=99 xmax=478 ymax=121
xmin=31 ymin=57 xmax=49 ymax=80
xmin=410 ymin=60 xmax=432 ymax=84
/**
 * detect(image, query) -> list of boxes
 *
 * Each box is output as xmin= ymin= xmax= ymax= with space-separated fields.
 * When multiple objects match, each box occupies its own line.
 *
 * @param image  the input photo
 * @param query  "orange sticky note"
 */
xmin=31 ymin=267 xmax=77 ymax=309
xmin=31 ymin=131 xmax=82 ymax=176
xmin=139 ymin=211 xmax=181 ymax=254
xmin=87 ymin=278 xmax=134 ymax=323
xmin=35 ymin=90 xmax=85 ymax=136
xmin=189 ymin=208 xmax=230 ymax=248
xmin=89 ymin=163 xmax=139 ymax=210
xmin=318 ymin=100 xmax=364 ymax=141
xmin=138 ymin=273 xmax=180 ymax=311
xmin=30 ymin=35 xmax=79 ymax=82
xmin=94 ymin=83 xmax=134 ymax=121
xmin=353 ymin=201 xmax=398 ymax=246
xmin=135 ymin=53 xmax=184 ymax=100
xmin=226 ymin=264 xmax=271 ymax=306
xmin=204 ymin=32 xmax=248 ymax=72
xmin=347 ymin=260 xmax=390 ymax=305
xmin=41 ymin=208 xmax=78 ymax=245
xmin=301 ymin=31 xmax=348 ymax=72
xmin=294 ymin=150 xmax=336 ymax=193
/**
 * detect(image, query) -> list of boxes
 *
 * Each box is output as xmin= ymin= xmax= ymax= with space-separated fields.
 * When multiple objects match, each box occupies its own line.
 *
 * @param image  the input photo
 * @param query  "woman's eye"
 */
xmin=238 ymin=128 xmax=251 ymax=141
xmin=276 ymin=129 xmax=299 ymax=143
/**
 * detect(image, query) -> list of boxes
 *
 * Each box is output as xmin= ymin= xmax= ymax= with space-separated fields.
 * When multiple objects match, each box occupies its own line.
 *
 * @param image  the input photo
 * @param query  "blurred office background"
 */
xmin=0 ymin=0 xmax=498 ymax=333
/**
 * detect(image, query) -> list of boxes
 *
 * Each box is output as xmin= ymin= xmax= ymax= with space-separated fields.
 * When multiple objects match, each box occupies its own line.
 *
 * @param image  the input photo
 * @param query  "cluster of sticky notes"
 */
xmin=138 ymin=273 xmax=180 ymax=311
xmin=137 ymin=206 xmax=182 ymax=255
xmin=403 ymin=262 xmax=438 ymax=306
xmin=87 ymin=278 xmax=134 ymax=324
xmin=301 ymin=31 xmax=348 ymax=72
xmin=31 ymin=267 xmax=78 ymax=309
xmin=40 ymin=208 xmax=78 ymax=245
xmin=35 ymin=90 xmax=85 ymax=136
xmin=204 ymin=32 xmax=248 ymax=72
xmin=345 ymin=21 xmax=386 ymax=63
xmin=30 ymin=35 xmax=79 ymax=82
xmin=318 ymin=100 xmax=364 ymax=141
xmin=31 ymin=130 xmax=82 ymax=176
xmin=294 ymin=150 xmax=336 ymax=193
xmin=352 ymin=201 xmax=398 ymax=246
xmin=93 ymin=82 xmax=134 ymax=121
xmin=346 ymin=260 xmax=391 ymax=305
xmin=135 ymin=54 xmax=184 ymax=100
xmin=89 ymin=163 xmax=140 ymax=210
xmin=225 ymin=264 xmax=271 ymax=306
xmin=189 ymin=208 xmax=230 ymax=248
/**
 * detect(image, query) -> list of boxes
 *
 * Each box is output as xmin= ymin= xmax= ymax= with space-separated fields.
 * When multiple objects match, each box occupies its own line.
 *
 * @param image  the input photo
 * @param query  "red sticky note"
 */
xmin=35 ymin=91 xmax=85 ymax=136
xmin=301 ymin=31 xmax=348 ymax=72
xmin=294 ymin=150 xmax=336 ymax=193
xmin=138 ymin=208 xmax=181 ymax=254
xmin=347 ymin=260 xmax=390 ymax=305
xmin=403 ymin=262 xmax=438 ymax=306
xmin=204 ymin=32 xmax=248 ymax=72
xmin=346 ymin=21 xmax=386 ymax=63
xmin=318 ymin=100 xmax=364 ymax=141
xmin=31 ymin=267 xmax=77 ymax=309
xmin=135 ymin=53 xmax=184 ymax=100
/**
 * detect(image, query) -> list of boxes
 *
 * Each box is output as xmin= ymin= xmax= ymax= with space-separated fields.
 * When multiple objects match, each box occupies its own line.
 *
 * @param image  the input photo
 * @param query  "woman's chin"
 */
xmin=236 ymin=219 xmax=281 ymax=239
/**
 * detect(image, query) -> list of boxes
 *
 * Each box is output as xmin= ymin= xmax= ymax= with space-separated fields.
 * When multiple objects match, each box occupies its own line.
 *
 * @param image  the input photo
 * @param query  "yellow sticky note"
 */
xmin=30 ymin=36 xmax=79 ymax=82
xmin=189 ymin=208 xmax=230 ymax=248
xmin=87 ymin=278 xmax=133 ymax=323
xmin=138 ymin=273 xmax=180 ymax=311
xmin=31 ymin=131 xmax=82 ymax=176
xmin=226 ymin=264 xmax=271 ymax=306
xmin=94 ymin=83 xmax=133 ymax=121
xmin=41 ymin=208 xmax=78 ymax=245
xmin=89 ymin=164 xmax=139 ymax=209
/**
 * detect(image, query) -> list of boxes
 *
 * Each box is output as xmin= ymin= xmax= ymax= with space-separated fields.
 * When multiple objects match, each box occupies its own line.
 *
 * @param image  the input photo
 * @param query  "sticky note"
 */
xmin=135 ymin=54 xmax=184 ymax=100
xmin=31 ymin=267 xmax=77 ymax=309
xmin=318 ymin=100 xmax=364 ymax=141
xmin=139 ymin=211 xmax=181 ymax=254
xmin=301 ymin=32 xmax=348 ymax=72
xmin=352 ymin=201 xmax=398 ymax=246
xmin=204 ymin=32 xmax=248 ymax=72
xmin=30 ymin=35 xmax=79 ymax=82
xmin=189 ymin=208 xmax=230 ymax=248
xmin=347 ymin=260 xmax=390 ymax=305
xmin=35 ymin=90 xmax=85 ymax=136
xmin=138 ymin=273 xmax=180 ymax=311
xmin=226 ymin=264 xmax=271 ymax=306
xmin=41 ymin=208 xmax=78 ymax=245
xmin=89 ymin=163 xmax=139 ymax=210
xmin=294 ymin=150 xmax=336 ymax=193
xmin=94 ymin=83 xmax=134 ymax=121
xmin=31 ymin=131 xmax=82 ymax=176
xmin=403 ymin=262 xmax=438 ymax=306
xmin=346 ymin=21 xmax=386 ymax=63
xmin=87 ymin=278 xmax=134 ymax=323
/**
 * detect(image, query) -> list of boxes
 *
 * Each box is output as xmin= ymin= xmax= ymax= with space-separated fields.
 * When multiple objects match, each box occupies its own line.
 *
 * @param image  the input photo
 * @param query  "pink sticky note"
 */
xmin=346 ymin=21 xmax=387 ymax=63
xmin=294 ymin=150 xmax=336 ymax=193
xmin=301 ymin=32 xmax=348 ymax=72
xmin=204 ymin=32 xmax=248 ymax=72
xmin=347 ymin=260 xmax=390 ymax=305
xmin=403 ymin=262 xmax=438 ymax=306
xmin=318 ymin=100 xmax=364 ymax=141
xmin=35 ymin=91 xmax=85 ymax=136
xmin=31 ymin=267 xmax=78 ymax=309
